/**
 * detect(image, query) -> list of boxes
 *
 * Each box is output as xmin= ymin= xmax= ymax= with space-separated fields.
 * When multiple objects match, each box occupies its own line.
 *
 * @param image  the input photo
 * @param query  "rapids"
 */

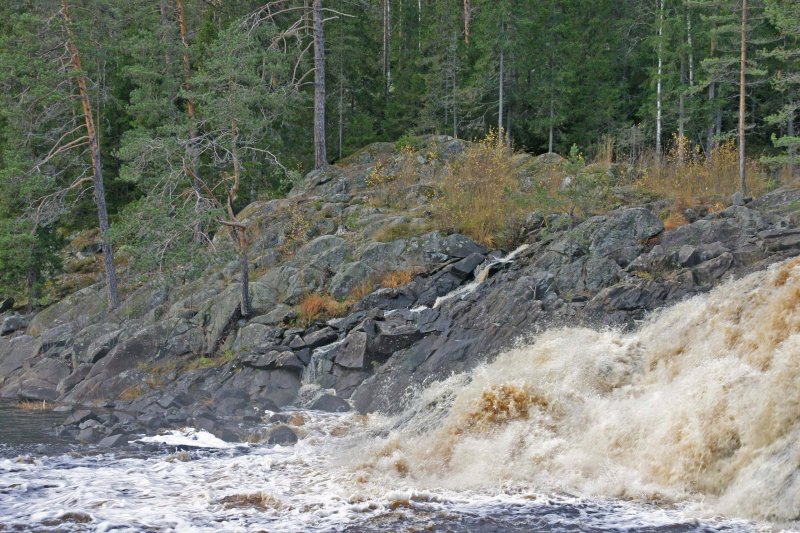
xmin=3 ymin=257 xmax=800 ymax=530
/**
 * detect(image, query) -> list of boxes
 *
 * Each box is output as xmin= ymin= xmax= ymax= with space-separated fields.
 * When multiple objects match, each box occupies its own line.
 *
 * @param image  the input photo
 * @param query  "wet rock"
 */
xmin=365 ymin=319 xmax=424 ymax=357
xmin=63 ymin=409 xmax=98 ymax=427
xmin=759 ymin=227 xmax=800 ymax=252
xmin=77 ymin=427 xmax=102 ymax=443
xmin=334 ymin=330 xmax=369 ymax=369
xmin=693 ymin=252 xmax=734 ymax=285
xmin=450 ymin=253 xmax=485 ymax=279
xmin=98 ymin=433 xmax=128 ymax=448
xmin=267 ymin=425 xmax=298 ymax=446
xmin=310 ymin=394 xmax=351 ymax=413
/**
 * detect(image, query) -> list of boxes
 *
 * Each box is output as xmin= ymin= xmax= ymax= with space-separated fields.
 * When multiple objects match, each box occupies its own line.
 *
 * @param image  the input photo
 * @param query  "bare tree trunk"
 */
xmin=60 ymin=0 xmax=119 ymax=309
xmin=338 ymin=62 xmax=344 ymax=160
xmin=383 ymin=0 xmax=391 ymax=99
xmin=176 ymin=0 xmax=202 ymax=196
xmin=548 ymin=97 xmax=555 ymax=154
xmin=313 ymin=0 xmax=327 ymax=169
xmin=738 ymin=0 xmax=748 ymax=196
xmin=707 ymin=19 xmax=717 ymax=159
xmin=789 ymin=114 xmax=796 ymax=178
xmin=159 ymin=0 xmax=175 ymax=74
xmin=678 ymin=57 xmax=686 ymax=166
xmin=686 ymin=1 xmax=694 ymax=87
xmin=463 ymin=0 xmax=470 ymax=44
xmin=655 ymin=0 xmax=664 ymax=164
xmin=498 ymin=44 xmax=504 ymax=135
xmin=228 ymin=122 xmax=250 ymax=317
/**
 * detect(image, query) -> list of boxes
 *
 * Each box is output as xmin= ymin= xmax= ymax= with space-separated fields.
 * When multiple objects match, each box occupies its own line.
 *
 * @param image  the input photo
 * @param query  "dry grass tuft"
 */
xmin=638 ymin=139 xmax=769 ymax=225
xmin=380 ymin=270 xmax=414 ymax=289
xmin=16 ymin=400 xmax=51 ymax=411
xmin=296 ymin=292 xmax=349 ymax=326
xmin=119 ymin=384 xmax=146 ymax=401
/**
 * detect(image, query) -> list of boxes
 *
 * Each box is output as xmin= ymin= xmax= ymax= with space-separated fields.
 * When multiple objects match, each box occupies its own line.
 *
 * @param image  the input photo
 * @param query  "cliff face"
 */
xmin=2 ymin=136 xmax=800 ymax=443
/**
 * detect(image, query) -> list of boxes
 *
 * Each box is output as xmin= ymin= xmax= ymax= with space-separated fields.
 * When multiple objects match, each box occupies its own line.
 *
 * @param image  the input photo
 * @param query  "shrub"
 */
xmin=435 ymin=130 xmax=522 ymax=248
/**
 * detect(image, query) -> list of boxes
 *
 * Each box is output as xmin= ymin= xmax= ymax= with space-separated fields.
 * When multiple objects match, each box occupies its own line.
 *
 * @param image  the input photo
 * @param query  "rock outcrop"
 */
xmin=2 ymin=136 xmax=799 ymax=443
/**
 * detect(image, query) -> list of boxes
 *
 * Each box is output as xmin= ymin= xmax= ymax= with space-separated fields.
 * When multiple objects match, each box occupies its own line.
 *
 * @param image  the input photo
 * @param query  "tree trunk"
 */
xmin=498 ymin=44 xmax=504 ymax=135
xmin=548 ymin=97 xmax=555 ymax=154
xmin=176 ymin=0 xmax=202 ymax=197
xmin=686 ymin=1 xmax=694 ymax=87
xmin=313 ymin=0 xmax=327 ymax=169
xmin=60 ymin=0 xmax=119 ymax=309
xmin=383 ymin=0 xmax=391 ymax=99
xmin=738 ymin=0 xmax=747 ymax=196
xmin=655 ymin=0 xmax=664 ymax=164
xmin=789 ymin=114 xmax=796 ymax=178
xmin=463 ymin=0 xmax=471 ymax=44
xmin=707 ymin=19 xmax=717 ymax=159
xmin=338 ymin=62 xmax=344 ymax=160
xmin=678 ymin=57 xmax=686 ymax=166
xmin=228 ymin=122 xmax=250 ymax=318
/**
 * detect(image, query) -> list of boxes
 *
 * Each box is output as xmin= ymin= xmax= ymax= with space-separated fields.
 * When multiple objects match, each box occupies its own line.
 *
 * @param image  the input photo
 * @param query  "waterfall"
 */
xmin=433 ymin=243 xmax=530 ymax=309
xmin=352 ymin=256 xmax=800 ymax=522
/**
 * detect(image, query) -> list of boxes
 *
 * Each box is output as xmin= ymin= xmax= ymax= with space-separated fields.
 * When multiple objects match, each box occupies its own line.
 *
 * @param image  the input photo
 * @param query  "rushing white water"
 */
xmin=3 ymin=257 xmax=800 ymax=531
xmin=433 ymin=243 xmax=530 ymax=309
xmin=357 ymin=256 xmax=800 ymax=525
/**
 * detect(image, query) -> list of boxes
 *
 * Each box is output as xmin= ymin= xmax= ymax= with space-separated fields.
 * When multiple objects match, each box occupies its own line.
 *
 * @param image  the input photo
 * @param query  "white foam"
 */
xmin=136 ymin=428 xmax=237 ymax=449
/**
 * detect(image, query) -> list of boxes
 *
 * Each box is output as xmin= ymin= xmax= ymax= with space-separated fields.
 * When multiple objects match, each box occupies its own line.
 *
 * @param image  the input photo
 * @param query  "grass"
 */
xmin=186 ymin=350 xmax=236 ymax=371
xmin=296 ymin=292 xmax=350 ymax=326
xmin=380 ymin=270 xmax=415 ymax=289
xmin=637 ymin=138 xmax=771 ymax=229
xmin=373 ymin=221 xmax=434 ymax=243
xmin=16 ymin=400 xmax=51 ymax=411
xmin=119 ymin=384 xmax=146 ymax=401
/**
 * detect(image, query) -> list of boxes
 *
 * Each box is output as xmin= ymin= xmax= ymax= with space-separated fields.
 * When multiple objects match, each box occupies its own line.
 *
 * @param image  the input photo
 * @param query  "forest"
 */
xmin=0 ymin=0 xmax=797 ymax=309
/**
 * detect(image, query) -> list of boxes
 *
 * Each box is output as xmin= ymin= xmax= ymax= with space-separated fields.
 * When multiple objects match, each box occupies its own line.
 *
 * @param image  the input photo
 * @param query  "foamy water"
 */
xmin=3 ymin=258 xmax=800 ymax=531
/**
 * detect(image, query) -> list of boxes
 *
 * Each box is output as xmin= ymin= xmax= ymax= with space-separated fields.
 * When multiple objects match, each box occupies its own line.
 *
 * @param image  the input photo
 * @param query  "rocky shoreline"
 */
xmin=2 ymin=138 xmax=800 ymax=447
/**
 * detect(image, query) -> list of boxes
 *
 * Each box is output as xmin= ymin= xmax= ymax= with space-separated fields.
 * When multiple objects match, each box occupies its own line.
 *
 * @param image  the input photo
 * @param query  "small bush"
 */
xmin=395 ymin=133 xmax=426 ymax=152
xmin=380 ymin=270 xmax=414 ymax=289
xmin=119 ymin=384 xmax=146 ymax=401
xmin=435 ymin=130 xmax=522 ymax=248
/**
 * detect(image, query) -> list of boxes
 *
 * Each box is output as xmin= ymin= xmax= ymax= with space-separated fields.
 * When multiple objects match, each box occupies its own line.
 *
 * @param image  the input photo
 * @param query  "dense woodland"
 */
xmin=0 ymin=0 xmax=798 ymax=310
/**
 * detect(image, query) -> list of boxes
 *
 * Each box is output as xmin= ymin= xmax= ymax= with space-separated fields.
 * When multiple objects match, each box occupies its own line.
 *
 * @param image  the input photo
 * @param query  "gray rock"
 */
xmin=677 ymin=245 xmax=701 ymax=267
xmin=98 ymin=433 xmax=128 ymax=448
xmin=329 ymin=262 xmax=375 ymax=300
xmin=1 ymin=314 xmax=28 ymax=336
xmin=303 ymin=327 xmax=338 ymax=349
xmin=731 ymin=191 xmax=745 ymax=206
xmin=267 ymin=425 xmax=298 ymax=446
xmin=250 ymin=305 xmax=295 ymax=326
xmin=63 ymin=409 xmax=97 ymax=427
xmin=310 ymin=394 xmax=351 ymax=413
xmin=450 ymin=253 xmax=485 ymax=279
xmin=693 ymin=252 xmax=734 ymax=285
xmin=82 ymin=329 xmax=121 ymax=363
xmin=334 ymin=330 xmax=369 ymax=369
